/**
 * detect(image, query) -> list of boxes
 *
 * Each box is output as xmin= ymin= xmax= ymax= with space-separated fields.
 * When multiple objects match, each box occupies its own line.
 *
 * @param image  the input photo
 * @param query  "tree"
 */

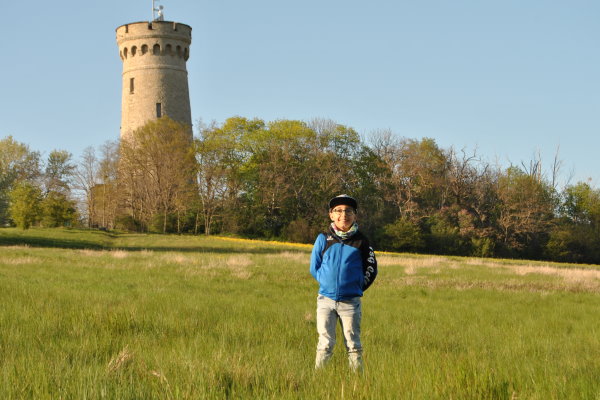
xmin=73 ymin=146 xmax=99 ymax=227
xmin=8 ymin=182 xmax=42 ymax=229
xmin=372 ymin=135 xmax=448 ymax=221
xmin=72 ymin=141 xmax=119 ymax=229
xmin=119 ymin=117 xmax=196 ymax=232
xmin=546 ymin=182 xmax=600 ymax=263
xmin=236 ymin=118 xmax=364 ymax=239
xmin=194 ymin=117 xmax=264 ymax=235
xmin=349 ymin=145 xmax=392 ymax=242
xmin=43 ymin=150 xmax=75 ymax=194
xmin=309 ymin=119 xmax=364 ymax=208
xmin=445 ymin=147 xmax=482 ymax=208
xmin=40 ymin=191 xmax=77 ymax=227
xmin=238 ymin=119 xmax=317 ymax=236
xmin=194 ymin=134 xmax=228 ymax=235
xmin=97 ymin=141 xmax=120 ymax=229
xmin=0 ymin=136 xmax=41 ymax=225
xmin=561 ymin=182 xmax=600 ymax=226
xmin=437 ymin=147 xmax=500 ymax=256
xmin=495 ymin=166 xmax=555 ymax=256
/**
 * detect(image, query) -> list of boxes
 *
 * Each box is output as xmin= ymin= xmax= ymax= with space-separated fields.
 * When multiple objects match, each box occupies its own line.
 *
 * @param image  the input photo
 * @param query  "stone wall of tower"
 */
xmin=116 ymin=21 xmax=192 ymax=140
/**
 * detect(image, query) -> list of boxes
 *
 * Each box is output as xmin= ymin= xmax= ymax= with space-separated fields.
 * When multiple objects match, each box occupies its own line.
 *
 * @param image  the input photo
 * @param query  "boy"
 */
xmin=310 ymin=194 xmax=378 ymax=371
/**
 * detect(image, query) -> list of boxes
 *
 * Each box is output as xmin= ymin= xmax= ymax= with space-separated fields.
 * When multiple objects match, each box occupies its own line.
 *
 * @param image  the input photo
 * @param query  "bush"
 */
xmin=425 ymin=214 xmax=471 ymax=255
xmin=545 ymin=225 xmax=600 ymax=264
xmin=40 ymin=191 xmax=77 ymax=228
xmin=8 ymin=182 xmax=42 ymax=229
xmin=114 ymin=215 xmax=141 ymax=232
xmin=383 ymin=218 xmax=425 ymax=252
xmin=470 ymin=237 xmax=495 ymax=258
xmin=148 ymin=213 xmax=178 ymax=233
xmin=283 ymin=219 xmax=319 ymax=244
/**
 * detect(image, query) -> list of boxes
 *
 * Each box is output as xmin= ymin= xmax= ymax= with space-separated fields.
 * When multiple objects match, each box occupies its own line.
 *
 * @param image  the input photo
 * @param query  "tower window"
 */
xmin=129 ymin=78 xmax=134 ymax=94
xmin=153 ymin=44 xmax=160 ymax=55
xmin=156 ymin=103 xmax=162 ymax=118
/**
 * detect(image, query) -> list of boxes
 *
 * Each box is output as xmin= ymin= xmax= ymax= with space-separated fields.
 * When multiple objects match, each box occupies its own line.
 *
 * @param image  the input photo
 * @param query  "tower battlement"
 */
xmin=116 ymin=20 xmax=192 ymax=39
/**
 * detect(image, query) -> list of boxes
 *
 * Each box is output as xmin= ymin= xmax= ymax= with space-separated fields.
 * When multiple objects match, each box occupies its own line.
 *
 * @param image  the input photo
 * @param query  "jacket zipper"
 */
xmin=336 ymin=241 xmax=343 ymax=300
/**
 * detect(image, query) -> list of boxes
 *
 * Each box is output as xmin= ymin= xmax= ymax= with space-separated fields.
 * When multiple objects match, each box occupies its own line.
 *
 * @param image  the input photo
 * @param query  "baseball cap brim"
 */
xmin=329 ymin=195 xmax=358 ymax=210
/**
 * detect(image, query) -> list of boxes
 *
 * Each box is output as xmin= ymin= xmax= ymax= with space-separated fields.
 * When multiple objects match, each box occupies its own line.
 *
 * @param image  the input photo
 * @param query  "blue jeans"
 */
xmin=315 ymin=294 xmax=363 ymax=371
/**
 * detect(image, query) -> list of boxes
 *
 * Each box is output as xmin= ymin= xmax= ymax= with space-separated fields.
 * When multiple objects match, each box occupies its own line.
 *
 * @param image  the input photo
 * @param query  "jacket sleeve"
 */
xmin=361 ymin=239 xmax=378 ymax=291
xmin=310 ymin=234 xmax=326 ymax=280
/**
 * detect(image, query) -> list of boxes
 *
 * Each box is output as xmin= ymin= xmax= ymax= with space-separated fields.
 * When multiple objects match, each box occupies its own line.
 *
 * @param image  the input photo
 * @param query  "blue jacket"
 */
xmin=310 ymin=226 xmax=377 ymax=301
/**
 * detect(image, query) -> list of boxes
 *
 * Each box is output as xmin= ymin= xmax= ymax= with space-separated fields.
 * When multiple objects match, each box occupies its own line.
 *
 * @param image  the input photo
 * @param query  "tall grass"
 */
xmin=1 ymin=228 xmax=599 ymax=399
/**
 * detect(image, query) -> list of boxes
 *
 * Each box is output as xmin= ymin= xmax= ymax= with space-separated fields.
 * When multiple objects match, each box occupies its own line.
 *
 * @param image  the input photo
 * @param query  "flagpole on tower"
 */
xmin=152 ymin=0 xmax=165 ymax=21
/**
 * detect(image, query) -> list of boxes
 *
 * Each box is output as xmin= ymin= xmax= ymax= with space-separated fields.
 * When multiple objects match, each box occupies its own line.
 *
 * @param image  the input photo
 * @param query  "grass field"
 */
xmin=1 ymin=228 xmax=600 ymax=399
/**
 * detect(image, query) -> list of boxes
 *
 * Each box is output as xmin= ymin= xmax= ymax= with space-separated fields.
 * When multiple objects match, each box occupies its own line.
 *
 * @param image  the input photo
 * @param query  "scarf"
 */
xmin=331 ymin=222 xmax=359 ymax=240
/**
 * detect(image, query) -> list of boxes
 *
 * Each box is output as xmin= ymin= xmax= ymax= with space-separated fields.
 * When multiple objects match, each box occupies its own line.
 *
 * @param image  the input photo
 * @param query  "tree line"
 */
xmin=2 ymin=116 xmax=600 ymax=264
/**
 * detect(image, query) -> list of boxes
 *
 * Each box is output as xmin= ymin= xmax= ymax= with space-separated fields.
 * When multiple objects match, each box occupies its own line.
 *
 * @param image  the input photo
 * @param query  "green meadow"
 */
xmin=1 ymin=228 xmax=599 ymax=399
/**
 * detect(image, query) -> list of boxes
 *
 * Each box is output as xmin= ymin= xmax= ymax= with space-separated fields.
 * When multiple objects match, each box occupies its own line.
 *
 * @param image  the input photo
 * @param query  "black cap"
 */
xmin=329 ymin=194 xmax=358 ymax=210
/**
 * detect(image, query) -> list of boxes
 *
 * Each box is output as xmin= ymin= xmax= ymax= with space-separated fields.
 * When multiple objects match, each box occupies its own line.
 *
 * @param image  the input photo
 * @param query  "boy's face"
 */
xmin=329 ymin=204 xmax=357 ymax=232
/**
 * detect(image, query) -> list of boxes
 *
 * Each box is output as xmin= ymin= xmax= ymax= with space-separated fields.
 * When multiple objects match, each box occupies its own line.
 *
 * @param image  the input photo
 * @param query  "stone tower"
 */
xmin=116 ymin=20 xmax=192 ymax=140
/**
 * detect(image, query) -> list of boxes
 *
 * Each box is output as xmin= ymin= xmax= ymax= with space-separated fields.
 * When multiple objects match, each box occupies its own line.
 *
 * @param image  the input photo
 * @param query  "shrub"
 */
xmin=283 ymin=219 xmax=319 ymax=244
xmin=8 ymin=182 xmax=42 ymax=229
xmin=383 ymin=218 xmax=425 ymax=252
xmin=114 ymin=215 xmax=141 ymax=232
xmin=40 ymin=191 xmax=77 ymax=228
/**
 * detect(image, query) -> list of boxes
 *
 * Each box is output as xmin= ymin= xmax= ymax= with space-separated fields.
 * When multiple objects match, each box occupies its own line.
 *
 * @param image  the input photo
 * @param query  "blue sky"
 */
xmin=2 ymin=1 xmax=599 ymax=187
